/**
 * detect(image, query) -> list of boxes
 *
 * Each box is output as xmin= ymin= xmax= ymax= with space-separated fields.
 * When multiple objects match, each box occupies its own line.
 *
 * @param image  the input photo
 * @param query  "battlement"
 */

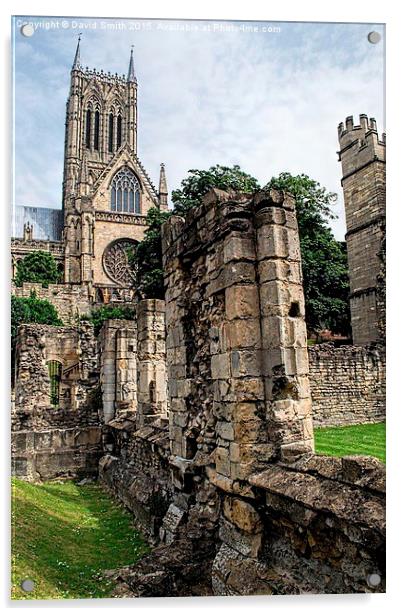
xmin=338 ymin=114 xmax=385 ymax=151
xmin=73 ymin=66 xmax=131 ymax=86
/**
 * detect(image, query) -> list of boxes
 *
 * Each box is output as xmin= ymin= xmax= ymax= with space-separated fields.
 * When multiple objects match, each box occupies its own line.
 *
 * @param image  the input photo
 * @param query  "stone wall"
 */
xmin=102 ymin=188 xmax=384 ymax=597
xmin=12 ymin=322 xmax=102 ymax=480
xmin=100 ymin=418 xmax=172 ymax=541
xmin=11 ymin=281 xmax=91 ymax=324
xmin=309 ymin=343 xmax=386 ymax=427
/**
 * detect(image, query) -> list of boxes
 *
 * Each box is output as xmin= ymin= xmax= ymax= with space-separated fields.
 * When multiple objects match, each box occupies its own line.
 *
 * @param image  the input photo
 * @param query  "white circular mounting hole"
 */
xmin=20 ymin=23 xmax=34 ymax=37
xmin=367 ymin=573 xmax=381 ymax=587
xmin=21 ymin=579 xmax=35 ymax=592
xmin=368 ymin=31 xmax=381 ymax=44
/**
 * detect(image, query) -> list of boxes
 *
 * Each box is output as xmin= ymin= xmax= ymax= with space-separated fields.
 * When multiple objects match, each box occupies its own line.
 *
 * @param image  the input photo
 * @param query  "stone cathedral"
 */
xmin=12 ymin=38 xmax=168 ymax=305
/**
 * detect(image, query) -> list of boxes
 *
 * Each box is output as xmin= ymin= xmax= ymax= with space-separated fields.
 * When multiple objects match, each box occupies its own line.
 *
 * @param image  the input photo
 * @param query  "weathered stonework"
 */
xmin=137 ymin=300 xmax=168 ymax=425
xmin=309 ymin=343 xmax=385 ymax=427
xmin=338 ymin=114 xmax=386 ymax=346
xmin=11 ymin=281 xmax=91 ymax=325
xmin=99 ymin=319 xmax=138 ymax=422
xmin=12 ymin=322 xmax=102 ymax=480
xmin=99 ymin=188 xmax=384 ymax=597
xmin=162 ymin=187 xmax=313 ymax=478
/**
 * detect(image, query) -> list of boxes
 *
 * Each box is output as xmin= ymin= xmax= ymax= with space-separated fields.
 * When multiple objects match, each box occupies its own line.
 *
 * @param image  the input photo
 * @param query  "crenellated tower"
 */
xmin=62 ymin=38 xmax=168 ymax=292
xmin=337 ymin=114 xmax=386 ymax=345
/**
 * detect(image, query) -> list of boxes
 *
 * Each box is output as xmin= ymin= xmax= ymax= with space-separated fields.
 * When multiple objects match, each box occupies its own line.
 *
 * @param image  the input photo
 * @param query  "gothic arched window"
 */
xmin=111 ymin=167 xmax=141 ymax=214
xmin=117 ymin=115 xmax=122 ymax=149
xmin=94 ymin=111 xmax=100 ymax=150
xmin=108 ymin=113 xmax=114 ymax=153
xmin=85 ymin=108 xmax=92 ymax=149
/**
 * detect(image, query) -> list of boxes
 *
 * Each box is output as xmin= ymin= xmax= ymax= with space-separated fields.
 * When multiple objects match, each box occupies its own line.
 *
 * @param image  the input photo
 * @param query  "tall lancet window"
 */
xmin=110 ymin=167 xmax=141 ymax=214
xmin=117 ymin=115 xmax=122 ymax=149
xmin=85 ymin=108 xmax=92 ymax=149
xmin=108 ymin=113 xmax=114 ymax=153
xmin=94 ymin=111 xmax=100 ymax=150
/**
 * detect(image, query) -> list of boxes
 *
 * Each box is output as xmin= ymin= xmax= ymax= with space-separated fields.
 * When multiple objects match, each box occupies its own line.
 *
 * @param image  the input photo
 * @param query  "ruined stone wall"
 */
xmin=137 ymin=300 xmax=168 ymax=426
xmin=99 ymin=319 xmax=138 ymax=422
xmin=309 ymin=343 xmax=386 ymax=427
xmin=100 ymin=419 xmax=172 ymax=541
xmin=162 ymin=187 xmax=313 ymax=478
xmin=99 ymin=189 xmax=385 ymax=597
xmin=11 ymin=281 xmax=91 ymax=324
xmin=213 ymin=454 xmax=385 ymax=595
xmin=12 ymin=323 xmax=102 ymax=480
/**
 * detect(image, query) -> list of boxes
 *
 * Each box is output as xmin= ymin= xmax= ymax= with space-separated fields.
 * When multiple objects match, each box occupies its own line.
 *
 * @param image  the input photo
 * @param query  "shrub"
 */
xmin=84 ymin=305 xmax=135 ymax=336
xmin=14 ymin=251 xmax=62 ymax=287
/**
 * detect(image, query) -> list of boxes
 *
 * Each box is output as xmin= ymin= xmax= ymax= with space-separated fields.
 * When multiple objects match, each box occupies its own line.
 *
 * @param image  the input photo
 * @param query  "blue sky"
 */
xmin=12 ymin=16 xmax=385 ymax=239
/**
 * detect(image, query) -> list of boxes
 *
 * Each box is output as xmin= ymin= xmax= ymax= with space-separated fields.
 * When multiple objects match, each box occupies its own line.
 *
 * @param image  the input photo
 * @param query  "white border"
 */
xmin=1 ymin=1 xmax=401 ymax=614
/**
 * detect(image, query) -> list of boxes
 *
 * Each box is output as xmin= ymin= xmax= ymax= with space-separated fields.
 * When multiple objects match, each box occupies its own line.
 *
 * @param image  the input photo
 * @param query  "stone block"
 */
xmin=223 ymin=235 xmax=256 ymax=263
xmin=225 ymin=285 xmax=259 ymax=320
xmin=223 ymin=497 xmax=263 ymax=533
xmin=216 ymin=421 xmax=235 ymax=441
xmin=218 ymin=518 xmax=262 ymax=558
xmin=221 ymin=319 xmax=261 ymax=350
xmin=215 ymin=446 xmax=231 ymax=477
xmin=230 ymin=349 xmax=261 ymax=377
xmin=211 ymin=354 xmax=231 ymax=379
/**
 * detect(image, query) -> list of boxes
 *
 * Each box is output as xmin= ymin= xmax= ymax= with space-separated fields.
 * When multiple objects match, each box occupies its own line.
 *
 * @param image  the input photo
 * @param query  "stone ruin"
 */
xmin=11 ymin=187 xmax=385 ymax=596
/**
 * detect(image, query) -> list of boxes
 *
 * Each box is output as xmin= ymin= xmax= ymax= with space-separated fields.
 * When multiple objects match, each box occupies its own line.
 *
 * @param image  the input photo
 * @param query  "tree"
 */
xmin=171 ymin=164 xmax=260 ymax=215
xmin=11 ymin=293 xmax=63 ymax=381
xmin=83 ymin=305 xmax=136 ymax=337
xmin=265 ymin=172 xmax=351 ymax=336
xmin=129 ymin=207 xmax=172 ymax=300
xmin=129 ymin=166 xmax=259 ymax=299
xmin=14 ymin=250 xmax=62 ymax=287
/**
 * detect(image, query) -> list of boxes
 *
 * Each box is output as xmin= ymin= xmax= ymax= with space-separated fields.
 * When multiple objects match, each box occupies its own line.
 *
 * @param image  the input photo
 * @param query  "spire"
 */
xmin=72 ymin=34 xmax=82 ymax=70
xmin=159 ymin=163 xmax=168 ymax=210
xmin=127 ymin=46 xmax=136 ymax=83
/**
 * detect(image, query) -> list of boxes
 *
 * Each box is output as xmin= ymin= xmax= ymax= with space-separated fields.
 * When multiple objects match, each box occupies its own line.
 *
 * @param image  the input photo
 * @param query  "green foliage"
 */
xmin=171 ymin=164 xmax=260 ymax=215
xmin=11 ymin=479 xmax=149 ymax=599
xmin=265 ymin=172 xmax=351 ymax=335
xmin=11 ymin=292 xmax=62 ymax=342
xmin=314 ymin=422 xmax=385 ymax=463
xmin=11 ymin=293 xmax=62 ymax=382
xmin=128 ymin=207 xmax=172 ymax=300
xmin=85 ymin=305 xmax=135 ymax=336
xmin=130 ymin=166 xmax=259 ymax=299
xmin=14 ymin=251 xmax=62 ymax=287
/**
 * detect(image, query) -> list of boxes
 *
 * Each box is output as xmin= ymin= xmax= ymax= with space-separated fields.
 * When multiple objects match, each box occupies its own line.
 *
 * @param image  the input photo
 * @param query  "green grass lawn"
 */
xmin=314 ymin=421 xmax=385 ymax=463
xmin=11 ymin=479 xmax=149 ymax=600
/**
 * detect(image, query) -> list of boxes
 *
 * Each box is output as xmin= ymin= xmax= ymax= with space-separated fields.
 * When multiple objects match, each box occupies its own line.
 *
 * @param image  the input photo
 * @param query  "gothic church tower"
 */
xmin=63 ymin=38 xmax=168 ymax=295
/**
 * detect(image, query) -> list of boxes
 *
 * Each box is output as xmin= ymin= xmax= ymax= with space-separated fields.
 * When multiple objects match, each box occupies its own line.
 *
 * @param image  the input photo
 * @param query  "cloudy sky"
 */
xmin=12 ymin=16 xmax=384 ymax=239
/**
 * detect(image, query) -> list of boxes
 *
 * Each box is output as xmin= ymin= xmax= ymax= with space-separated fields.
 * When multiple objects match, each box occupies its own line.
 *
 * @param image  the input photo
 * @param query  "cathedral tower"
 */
xmin=63 ymin=38 xmax=168 ymax=293
xmin=338 ymin=114 xmax=386 ymax=345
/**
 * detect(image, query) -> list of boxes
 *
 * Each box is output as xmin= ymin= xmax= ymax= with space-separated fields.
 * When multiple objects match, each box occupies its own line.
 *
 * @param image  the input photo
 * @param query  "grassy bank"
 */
xmin=11 ymin=479 xmax=149 ymax=600
xmin=314 ymin=421 xmax=386 ymax=462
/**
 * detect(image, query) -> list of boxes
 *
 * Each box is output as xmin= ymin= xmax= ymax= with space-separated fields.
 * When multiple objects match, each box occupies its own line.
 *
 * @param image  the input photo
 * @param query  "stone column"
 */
xmin=254 ymin=189 xmax=314 ymax=460
xmin=115 ymin=324 xmax=137 ymax=415
xmin=100 ymin=319 xmax=137 ymax=422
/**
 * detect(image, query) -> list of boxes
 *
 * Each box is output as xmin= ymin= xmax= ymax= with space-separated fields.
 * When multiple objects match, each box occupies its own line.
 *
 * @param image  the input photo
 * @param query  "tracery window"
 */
xmin=94 ymin=110 xmax=100 ymax=150
xmin=85 ymin=108 xmax=91 ymax=149
xmin=117 ymin=115 xmax=122 ymax=149
xmin=108 ymin=113 xmax=114 ymax=153
xmin=110 ymin=167 xmax=141 ymax=213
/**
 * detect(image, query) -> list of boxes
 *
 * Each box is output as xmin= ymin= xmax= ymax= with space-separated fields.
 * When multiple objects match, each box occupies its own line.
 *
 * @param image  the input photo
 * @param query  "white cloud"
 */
xmin=13 ymin=18 xmax=384 ymax=239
